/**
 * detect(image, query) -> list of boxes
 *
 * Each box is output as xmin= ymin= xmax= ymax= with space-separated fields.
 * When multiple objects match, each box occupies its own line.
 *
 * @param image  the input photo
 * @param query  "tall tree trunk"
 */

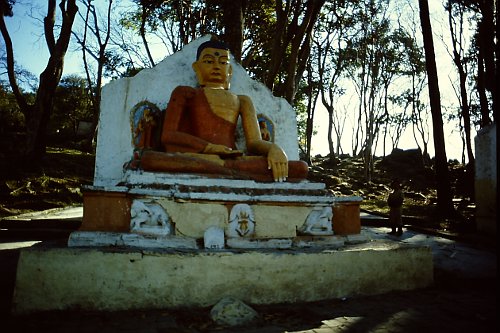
xmin=139 ymin=2 xmax=155 ymax=67
xmin=283 ymin=0 xmax=324 ymax=103
xmin=478 ymin=0 xmax=497 ymax=122
xmin=1 ymin=0 xmax=79 ymax=161
xmin=456 ymin=66 xmax=475 ymax=166
xmin=0 ymin=4 xmax=28 ymax=111
xmin=304 ymin=61 xmax=318 ymax=164
xmin=265 ymin=0 xmax=324 ymax=104
xmin=476 ymin=4 xmax=495 ymax=126
xmin=496 ymin=1 xmax=499 ymax=123
xmin=447 ymin=2 xmax=474 ymax=167
xmin=418 ymin=0 xmax=454 ymax=215
xmin=77 ymin=0 xmax=113 ymax=151
xmin=222 ymin=0 xmax=245 ymax=62
xmin=476 ymin=44 xmax=491 ymax=127
xmin=327 ymin=107 xmax=335 ymax=161
xmin=265 ymin=0 xmax=289 ymax=91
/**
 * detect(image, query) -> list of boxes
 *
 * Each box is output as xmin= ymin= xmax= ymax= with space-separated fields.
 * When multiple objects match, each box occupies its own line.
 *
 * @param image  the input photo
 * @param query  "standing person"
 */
xmin=388 ymin=179 xmax=404 ymax=236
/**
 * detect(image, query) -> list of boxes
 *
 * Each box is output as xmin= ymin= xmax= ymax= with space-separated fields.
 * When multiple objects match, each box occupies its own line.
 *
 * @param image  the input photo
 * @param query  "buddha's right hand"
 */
xmin=203 ymin=143 xmax=243 ymax=157
xmin=267 ymin=144 xmax=288 ymax=182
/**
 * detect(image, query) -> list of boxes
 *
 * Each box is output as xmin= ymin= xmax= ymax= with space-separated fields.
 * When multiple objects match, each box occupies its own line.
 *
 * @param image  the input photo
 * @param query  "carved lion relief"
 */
xmin=130 ymin=200 xmax=173 ymax=236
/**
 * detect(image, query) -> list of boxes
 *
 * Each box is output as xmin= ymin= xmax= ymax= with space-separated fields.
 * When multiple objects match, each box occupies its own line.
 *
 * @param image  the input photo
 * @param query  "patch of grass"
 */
xmin=361 ymin=198 xmax=389 ymax=215
xmin=0 ymin=147 xmax=94 ymax=217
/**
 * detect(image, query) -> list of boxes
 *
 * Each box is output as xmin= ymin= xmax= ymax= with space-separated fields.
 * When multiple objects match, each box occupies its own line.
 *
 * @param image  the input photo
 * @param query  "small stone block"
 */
xmin=204 ymin=226 xmax=225 ymax=249
xmin=293 ymin=235 xmax=345 ymax=248
xmin=333 ymin=201 xmax=361 ymax=235
xmin=345 ymin=234 xmax=369 ymax=244
xmin=226 ymin=237 xmax=292 ymax=249
xmin=81 ymin=191 xmax=131 ymax=232
xmin=121 ymin=233 xmax=198 ymax=249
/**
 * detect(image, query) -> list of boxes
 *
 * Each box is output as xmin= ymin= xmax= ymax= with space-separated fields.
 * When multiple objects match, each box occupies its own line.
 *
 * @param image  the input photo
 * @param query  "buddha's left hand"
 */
xmin=267 ymin=145 xmax=288 ymax=182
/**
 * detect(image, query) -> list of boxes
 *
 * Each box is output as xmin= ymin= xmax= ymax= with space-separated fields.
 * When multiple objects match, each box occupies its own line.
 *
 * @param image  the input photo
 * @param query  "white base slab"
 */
xmin=68 ymin=231 xmax=198 ymax=249
xmin=226 ymin=238 xmax=293 ymax=249
xmin=67 ymin=231 xmax=369 ymax=250
xmin=13 ymin=241 xmax=433 ymax=314
xmin=292 ymin=236 xmax=347 ymax=248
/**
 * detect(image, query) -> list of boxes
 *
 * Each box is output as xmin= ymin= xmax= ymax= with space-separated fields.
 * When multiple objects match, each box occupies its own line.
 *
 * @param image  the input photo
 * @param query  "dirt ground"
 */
xmin=0 ymin=147 xmax=94 ymax=216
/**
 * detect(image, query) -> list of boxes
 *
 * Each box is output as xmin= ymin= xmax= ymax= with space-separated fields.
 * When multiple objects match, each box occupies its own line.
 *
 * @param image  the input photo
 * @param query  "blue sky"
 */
xmin=3 ymin=2 xmax=87 ymax=77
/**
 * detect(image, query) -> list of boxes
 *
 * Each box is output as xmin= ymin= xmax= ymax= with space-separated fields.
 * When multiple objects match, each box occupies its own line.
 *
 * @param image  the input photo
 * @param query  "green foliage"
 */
xmin=0 ymin=0 xmax=15 ymax=17
xmin=56 ymin=0 xmax=493 ymax=163
xmin=120 ymin=0 xmax=223 ymax=45
xmin=294 ymin=76 xmax=320 ymax=155
xmin=102 ymin=50 xmax=134 ymax=79
xmin=0 ymin=81 xmax=24 ymax=132
xmin=50 ymin=75 xmax=93 ymax=136
xmin=240 ymin=0 xmax=278 ymax=80
xmin=294 ymin=94 xmax=311 ymax=155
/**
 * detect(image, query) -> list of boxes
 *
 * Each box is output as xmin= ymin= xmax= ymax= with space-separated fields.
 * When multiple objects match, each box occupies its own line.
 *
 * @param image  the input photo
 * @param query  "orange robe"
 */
xmin=140 ymin=86 xmax=308 ymax=182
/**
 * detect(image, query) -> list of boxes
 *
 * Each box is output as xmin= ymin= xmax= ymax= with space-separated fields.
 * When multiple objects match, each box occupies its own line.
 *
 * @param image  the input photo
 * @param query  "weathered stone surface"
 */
xmin=13 ymin=242 xmax=434 ymax=314
xmin=345 ymin=234 xmax=370 ymax=244
xmin=159 ymin=200 xmax=228 ymax=238
xmin=475 ymin=124 xmax=497 ymax=234
xmin=293 ymin=235 xmax=345 ymax=248
xmin=68 ymin=231 xmax=198 ymax=249
xmin=226 ymin=238 xmax=292 ymax=249
xmin=253 ymin=205 xmax=311 ymax=238
xmin=210 ymin=297 xmax=258 ymax=326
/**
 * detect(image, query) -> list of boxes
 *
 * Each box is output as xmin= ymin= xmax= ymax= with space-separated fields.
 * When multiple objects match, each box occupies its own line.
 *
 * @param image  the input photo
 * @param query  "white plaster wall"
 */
xmin=474 ymin=124 xmax=497 ymax=233
xmin=94 ymin=35 xmax=300 ymax=186
xmin=475 ymin=124 xmax=497 ymax=182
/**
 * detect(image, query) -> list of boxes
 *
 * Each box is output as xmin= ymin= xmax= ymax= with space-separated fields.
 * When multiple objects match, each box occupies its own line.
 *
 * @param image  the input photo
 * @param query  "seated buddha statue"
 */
xmin=140 ymin=37 xmax=308 ymax=182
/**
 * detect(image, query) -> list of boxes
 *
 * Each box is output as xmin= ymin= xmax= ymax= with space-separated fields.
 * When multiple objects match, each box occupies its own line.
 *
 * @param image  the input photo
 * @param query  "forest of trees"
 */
xmin=1 ymin=0 xmax=498 ymax=215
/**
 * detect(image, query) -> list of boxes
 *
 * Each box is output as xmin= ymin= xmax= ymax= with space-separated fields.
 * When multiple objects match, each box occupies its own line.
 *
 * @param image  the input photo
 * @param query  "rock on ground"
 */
xmin=210 ymin=297 xmax=258 ymax=326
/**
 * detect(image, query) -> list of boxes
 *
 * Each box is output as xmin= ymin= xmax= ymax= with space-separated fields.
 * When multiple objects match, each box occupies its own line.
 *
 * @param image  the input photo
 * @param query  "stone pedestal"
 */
xmin=79 ymin=173 xmax=353 ymax=240
xmin=474 ymin=124 xmax=497 ymax=234
xmin=12 ymin=241 xmax=433 ymax=314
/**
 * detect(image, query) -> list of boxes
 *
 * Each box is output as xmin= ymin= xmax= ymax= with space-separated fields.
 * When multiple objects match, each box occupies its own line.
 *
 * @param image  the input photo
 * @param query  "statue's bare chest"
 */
xmin=203 ymin=89 xmax=240 ymax=123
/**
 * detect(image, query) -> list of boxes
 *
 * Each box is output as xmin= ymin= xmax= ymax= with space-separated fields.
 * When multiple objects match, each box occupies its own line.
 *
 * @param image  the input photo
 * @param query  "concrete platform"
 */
xmin=12 ymin=240 xmax=433 ymax=314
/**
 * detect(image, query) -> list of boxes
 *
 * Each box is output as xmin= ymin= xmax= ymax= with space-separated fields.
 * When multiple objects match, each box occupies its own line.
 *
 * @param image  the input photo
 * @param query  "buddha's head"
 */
xmin=193 ymin=37 xmax=232 ymax=89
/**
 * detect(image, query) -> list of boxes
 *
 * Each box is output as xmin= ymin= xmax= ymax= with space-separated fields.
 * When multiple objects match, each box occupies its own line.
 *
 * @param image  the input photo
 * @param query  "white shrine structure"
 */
xmin=12 ymin=36 xmax=433 ymax=313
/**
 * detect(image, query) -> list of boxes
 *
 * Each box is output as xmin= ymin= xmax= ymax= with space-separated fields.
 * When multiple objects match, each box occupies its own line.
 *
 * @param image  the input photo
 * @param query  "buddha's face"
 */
xmin=193 ymin=47 xmax=232 ymax=89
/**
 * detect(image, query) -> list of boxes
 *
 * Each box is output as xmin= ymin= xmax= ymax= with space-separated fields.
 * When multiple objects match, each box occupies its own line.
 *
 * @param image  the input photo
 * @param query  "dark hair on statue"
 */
xmin=196 ymin=35 xmax=231 ymax=60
